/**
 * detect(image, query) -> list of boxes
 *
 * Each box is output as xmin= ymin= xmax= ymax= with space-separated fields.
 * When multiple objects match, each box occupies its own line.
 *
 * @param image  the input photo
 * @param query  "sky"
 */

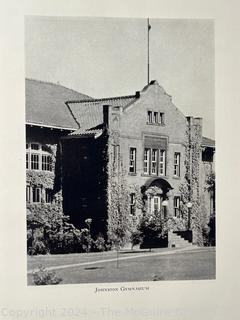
xmin=25 ymin=16 xmax=214 ymax=138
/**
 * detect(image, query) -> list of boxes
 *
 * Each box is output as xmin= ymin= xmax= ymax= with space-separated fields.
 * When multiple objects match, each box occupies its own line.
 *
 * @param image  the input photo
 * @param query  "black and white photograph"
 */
xmin=25 ymin=16 xmax=216 ymax=286
xmin=2 ymin=1 xmax=240 ymax=319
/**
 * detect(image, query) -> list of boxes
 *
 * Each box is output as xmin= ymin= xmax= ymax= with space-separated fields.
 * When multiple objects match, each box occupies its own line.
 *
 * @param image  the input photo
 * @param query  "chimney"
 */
xmin=135 ymin=91 xmax=140 ymax=98
xmin=103 ymin=105 xmax=109 ymax=126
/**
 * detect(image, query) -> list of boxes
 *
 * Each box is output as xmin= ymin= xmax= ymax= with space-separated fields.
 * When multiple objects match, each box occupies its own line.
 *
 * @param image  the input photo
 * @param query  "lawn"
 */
xmin=27 ymin=247 xmax=215 ymax=285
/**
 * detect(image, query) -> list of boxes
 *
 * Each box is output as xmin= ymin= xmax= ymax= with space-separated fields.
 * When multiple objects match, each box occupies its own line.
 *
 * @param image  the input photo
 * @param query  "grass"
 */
xmin=27 ymin=247 xmax=215 ymax=285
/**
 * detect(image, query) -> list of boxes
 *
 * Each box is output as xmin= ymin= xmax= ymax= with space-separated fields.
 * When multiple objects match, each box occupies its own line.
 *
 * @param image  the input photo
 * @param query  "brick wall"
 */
xmin=107 ymin=81 xmax=188 ymax=219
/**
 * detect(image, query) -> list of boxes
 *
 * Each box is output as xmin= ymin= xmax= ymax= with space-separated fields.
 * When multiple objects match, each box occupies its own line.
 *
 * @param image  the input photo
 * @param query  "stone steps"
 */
xmin=168 ymin=232 xmax=195 ymax=248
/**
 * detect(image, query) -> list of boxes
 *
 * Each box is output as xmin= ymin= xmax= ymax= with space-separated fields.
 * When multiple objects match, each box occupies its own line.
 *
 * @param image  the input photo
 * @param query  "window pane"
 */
xmin=42 ymin=145 xmax=49 ymax=152
xmin=31 ymin=143 xmax=39 ymax=150
xmin=159 ymin=150 xmax=166 ymax=175
xmin=153 ymin=196 xmax=160 ymax=213
xmin=26 ymin=186 xmax=31 ymax=202
xmin=147 ymin=111 xmax=152 ymax=123
xmin=31 ymin=154 xmax=39 ymax=170
xmin=42 ymin=155 xmax=52 ymax=171
xmin=26 ymin=153 xmax=29 ymax=169
xmin=174 ymin=196 xmax=180 ymax=217
xmin=174 ymin=153 xmax=180 ymax=177
xmin=151 ymin=149 xmax=158 ymax=175
xmin=32 ymin=187 xmax=40 ymax=203
xmin=45 ymin=189 xmax=53 ymax=203
xmin=160 ymin=113 xmax=165 ymax=124
xmin=144 ymin=148 xmax=150 ymax=174
xmin=153 ymin=112 xmax=158 ymax=123
xmin=129 ymin=148 xmax=136 ymax=173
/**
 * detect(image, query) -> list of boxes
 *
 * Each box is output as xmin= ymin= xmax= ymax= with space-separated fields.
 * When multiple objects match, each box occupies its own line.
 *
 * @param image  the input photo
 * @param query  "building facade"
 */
xmin=26 ymin=79 xmax=215 ymax=246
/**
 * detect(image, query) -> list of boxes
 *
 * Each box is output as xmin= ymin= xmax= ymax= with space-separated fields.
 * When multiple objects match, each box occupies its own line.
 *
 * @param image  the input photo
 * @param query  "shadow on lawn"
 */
xmin=120 ymin=250 xmax=152 ymax=255
xmin=84 ymin=266 xmax=104 ymax=270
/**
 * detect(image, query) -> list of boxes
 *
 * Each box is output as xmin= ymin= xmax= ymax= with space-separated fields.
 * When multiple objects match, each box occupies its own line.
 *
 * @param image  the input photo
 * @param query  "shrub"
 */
xmin=138 ymin=210 xmax=168 ymax=249
xmin=27 ymin=207 xmax=95 ymax=254
xmin=93 ymin=235 xmax=106 ymax=252
xmin=32 ymin=265 xmax=62 ymax=285
xmin=79 ymin=228 xmax=93 ymax=252
xmin=31 ymin=240 xmax=48 ymax=255
xmin=130 ymin=230 xmax=143 ymax=248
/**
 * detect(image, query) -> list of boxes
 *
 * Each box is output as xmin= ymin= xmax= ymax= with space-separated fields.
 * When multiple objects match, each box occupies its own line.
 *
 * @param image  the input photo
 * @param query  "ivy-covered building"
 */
xmin=26 ymin=78 xmax=215 ymax=246
xmin=25 ymin=78 xmax=91 ymax=210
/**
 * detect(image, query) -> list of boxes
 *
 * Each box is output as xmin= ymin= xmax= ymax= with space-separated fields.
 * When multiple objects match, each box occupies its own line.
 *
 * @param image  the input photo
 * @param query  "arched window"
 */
xmin=26 ymin=142 xmax=53 ymax=172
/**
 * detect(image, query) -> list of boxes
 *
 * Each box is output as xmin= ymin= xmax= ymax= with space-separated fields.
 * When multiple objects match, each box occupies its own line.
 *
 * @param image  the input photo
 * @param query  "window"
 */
xmin=147 ymin=111 xmax=153 ymax=123
xmin=129 ymin=148 xmax=136 ymax=173
xmin=159 ymin=112 xmax=165 ymax=124
xmin=45 ymin=189 xmax=53 ymax=203
xmin=26 ymin=185 xmax=31 ymax=203
xmin=32 ymin=187 xmax=41 ymax=203
xmin=159 ymin=150 xmax=166 ymax=175
xmin=31 ymin=143 xmax=39 ymax=150
xmin=42 ymin=155 xmax=52 ymax=171
xmin=153 ymin=112 xmax=158 ymax=123
xmin=26 ymin=186 xmax=53 ymax=204
xmin=26 ymin=143 xmax=53 ymax=171
xmin=152 ymin=196 xmax=161 ymax=213
xmin=130 ymin=193 xmax=136 ymax=215
xmin=144 ymin=148 xmax=150 ymax=174
xmin=31 ymin=154 xmax=39 ymax=170
xmin=174 ymin=196 xmax=181 ymax=217
xmin=147 ymin=111 xmax=165 ymax=125
xmin=151 ymin=149 xmax=158 ymax=175
xmin=26 ymin=153 xmax=29 ymax=169
xmin=144 ymin=148 xmax=167 ymax=176
xmin=174 ymin=153 xmax=180 ymax=177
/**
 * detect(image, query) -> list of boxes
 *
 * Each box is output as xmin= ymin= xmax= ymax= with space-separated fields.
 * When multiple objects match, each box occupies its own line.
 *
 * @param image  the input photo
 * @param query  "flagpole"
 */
xmin=147 ymin=19 xmax=149 ymax=84
xmin=147 ymin=18 xmax=151 ymax=85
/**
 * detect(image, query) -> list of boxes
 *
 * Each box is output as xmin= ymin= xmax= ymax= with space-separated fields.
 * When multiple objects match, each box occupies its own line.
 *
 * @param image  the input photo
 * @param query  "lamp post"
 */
xmin=187 ymin=202 xmax=192 ymax=230
xmin=162 ymin=200 xmax=168 ymax=219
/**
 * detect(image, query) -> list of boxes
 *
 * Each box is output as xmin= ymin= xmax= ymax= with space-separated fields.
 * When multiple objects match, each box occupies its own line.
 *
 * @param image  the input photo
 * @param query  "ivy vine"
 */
xmin=26 ymin=170 xmax=55 ymax=189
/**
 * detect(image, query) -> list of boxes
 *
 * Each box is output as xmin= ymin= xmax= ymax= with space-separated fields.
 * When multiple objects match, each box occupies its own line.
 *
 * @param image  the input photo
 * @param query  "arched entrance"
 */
xmin=144 ymin=178 xmax=173 ymax=215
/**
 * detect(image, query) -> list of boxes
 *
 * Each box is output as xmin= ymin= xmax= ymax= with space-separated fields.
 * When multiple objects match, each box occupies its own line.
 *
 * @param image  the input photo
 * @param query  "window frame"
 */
xmin=26 ymin=185 xmax=31 ymax=203
xmin=153 ymin=112 xmax=158 ymax=123
xmin=159 ymin=149 xmax=166 ymax=176
xmin=32 ymin=186 xmax=41 ymax=203
xmin=129 ymin=147 xmax=137 ymax=174
xmin=31 ymin=153 xmax=39 ymax=170
xmin=151 ymin=149 xmax=158 ymax=175
xmin=26 ymin=142 xmax=53 ymax=172
xmin=174 ymin=152 xmax=181 ymax=177
xmin=147 ymin=110 xmax=165 ymax=125
xmin=159 ymin=112 xmax=165 ymax=125
xmin=42 ymin=155 xmax=52 ymax=171
xmin=147 ymin=111 xmax=153 ymax=123
xmin=152 ymin=195 xmax=161 ymax=213
xmin=45 ymin=189 xmax=53 ymax=204
xmin=143 ymin=147 xmax=167 ymax=177
xmin=143 ymin=148 xmax=151 ymax=174
xmin=174 ymin=196 xmax=181 ymax=217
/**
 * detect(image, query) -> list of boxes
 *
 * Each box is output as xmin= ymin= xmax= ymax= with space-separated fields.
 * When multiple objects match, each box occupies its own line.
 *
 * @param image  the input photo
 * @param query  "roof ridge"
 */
xmin=25 ymin=78 xmax=92 ymax=99
xmin=66 ymin=94 xmax=136 ymax=105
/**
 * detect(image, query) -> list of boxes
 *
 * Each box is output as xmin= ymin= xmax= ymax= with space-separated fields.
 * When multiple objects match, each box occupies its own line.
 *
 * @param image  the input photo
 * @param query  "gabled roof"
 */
xmin=67 ymin=95 xmax=136 ymax=133
xmin=25 ymin=79 xmax=92 ymax=130
xmin=202 ymin=136 xmax=215 ymax=148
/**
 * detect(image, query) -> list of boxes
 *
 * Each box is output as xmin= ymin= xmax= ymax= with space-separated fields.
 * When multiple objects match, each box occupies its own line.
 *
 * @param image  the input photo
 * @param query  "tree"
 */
xmin=139 ymin=209 xmax=168 ymax=251
xmin=106 ymin=135 xmax=136 ymax=266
